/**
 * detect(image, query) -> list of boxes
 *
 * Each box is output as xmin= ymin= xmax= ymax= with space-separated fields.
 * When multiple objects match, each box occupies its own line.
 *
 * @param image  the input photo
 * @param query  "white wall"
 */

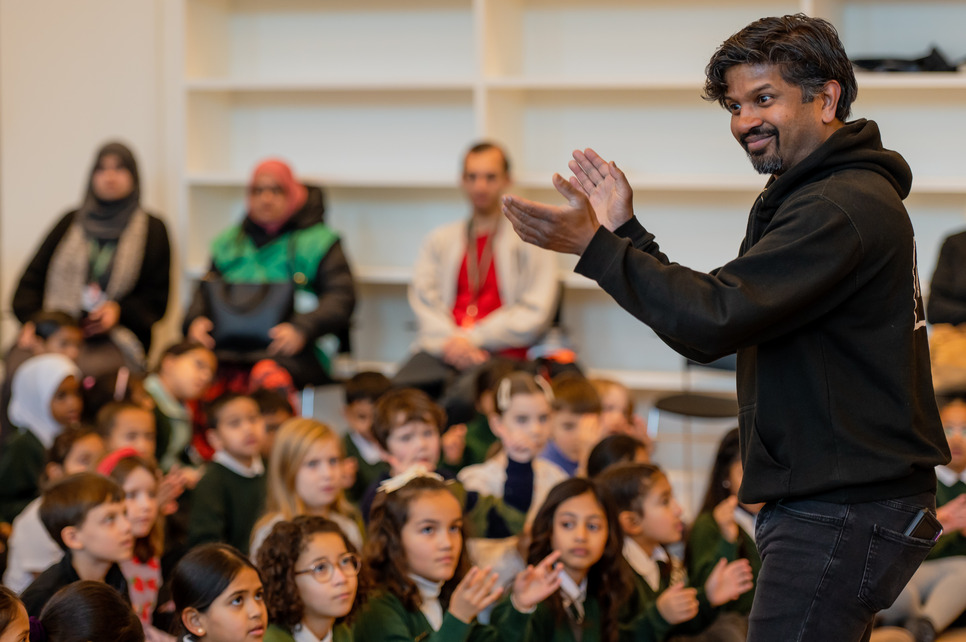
xmin=0 ymin=0 xmax=169 ymax=349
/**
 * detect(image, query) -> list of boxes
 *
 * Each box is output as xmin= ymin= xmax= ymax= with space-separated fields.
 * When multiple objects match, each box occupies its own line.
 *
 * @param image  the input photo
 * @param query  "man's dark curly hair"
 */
xmin=704 ymin=14 xmax=857 ymax=122
xmin=256 ymin=516 xmax=365 ymax=633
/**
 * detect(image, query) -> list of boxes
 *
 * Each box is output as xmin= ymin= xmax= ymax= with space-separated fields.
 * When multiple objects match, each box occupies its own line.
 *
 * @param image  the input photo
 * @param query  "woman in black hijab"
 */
xmin=11 ymin=141 xmax=171 ymax=376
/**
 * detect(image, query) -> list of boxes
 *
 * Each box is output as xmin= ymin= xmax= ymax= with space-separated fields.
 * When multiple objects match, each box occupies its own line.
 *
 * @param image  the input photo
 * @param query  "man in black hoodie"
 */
xmin=502 ymin=14 xmax=950 ymax=642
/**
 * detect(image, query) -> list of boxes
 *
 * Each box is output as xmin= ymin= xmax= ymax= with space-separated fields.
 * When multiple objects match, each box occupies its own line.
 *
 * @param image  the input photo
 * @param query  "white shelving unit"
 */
xmin=170 ymin=0 xmax=966 ymax=397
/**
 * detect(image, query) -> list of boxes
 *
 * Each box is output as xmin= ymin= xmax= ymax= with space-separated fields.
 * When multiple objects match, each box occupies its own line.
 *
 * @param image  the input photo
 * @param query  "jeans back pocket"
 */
xmin=858 ymin=524 xmax=935 ymax=612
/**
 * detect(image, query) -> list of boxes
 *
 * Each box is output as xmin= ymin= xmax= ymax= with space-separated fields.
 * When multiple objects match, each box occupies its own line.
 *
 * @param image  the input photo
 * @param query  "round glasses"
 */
xmin=293 ymin=553 xmax=361 ymax=583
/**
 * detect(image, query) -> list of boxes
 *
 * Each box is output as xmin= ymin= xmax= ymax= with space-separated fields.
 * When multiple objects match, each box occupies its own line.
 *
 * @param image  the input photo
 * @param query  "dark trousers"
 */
xmin=748 ymin=490 xmax=937 ymax=642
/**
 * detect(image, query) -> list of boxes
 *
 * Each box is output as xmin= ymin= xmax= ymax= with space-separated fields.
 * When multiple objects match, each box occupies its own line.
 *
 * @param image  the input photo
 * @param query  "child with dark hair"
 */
xmin=0 ymin=354 xmax=84 ymax=524
xmin=340 ymin=371 xmax=391 ymax=504
xmin=353 ymin=473 xmax=560 ymax=641
xmin=597 ymin=463 xmax=753 ymax=641
xmin=540 ymin=373 xmax=602 ymax=476
xmin=586 ymin=434 xmax=650 ymax=478
xmin=250 ymin=388 xmax=294 ymax=461
xmin=686 ymin=428 xmax=762 ymax=621
xmin=257 ymin=516 xmax=363 ymax=642
xmin=36 ymin=580 xmax=144 ymax=642
xmin=21 ymin=472 xmax=133 ymax=616
xmin=3 ymin=427 xmax=104 ymax=593
xmin=171 ymin=543 xmax=266 ymax=642
xmin=81 ymin=367 xmax=154 ymax=425
xmin=0 ymin=586 xmax=29 ymax=642
xmin=96 ymin=401 xmax=157 ymax=460
xmin=188 ymin=392 xmax=267 ymax=554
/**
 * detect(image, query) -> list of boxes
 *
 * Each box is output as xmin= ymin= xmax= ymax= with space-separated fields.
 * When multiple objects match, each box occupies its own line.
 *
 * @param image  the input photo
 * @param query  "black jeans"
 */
xmin=748 ymin=490 xmax=937 ymax=642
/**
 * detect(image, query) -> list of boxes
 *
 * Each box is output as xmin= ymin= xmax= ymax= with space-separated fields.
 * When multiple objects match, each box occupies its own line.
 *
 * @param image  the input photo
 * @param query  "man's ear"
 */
xmin=61 ymin=525 xmax=83 ymax=551
xmin=819 ymin=80 xmax=842 ymax=124
xmin=618 ymin=509 xmax=642 ymax=536
xmin=182 ymin=607 xmax=206 ymax=638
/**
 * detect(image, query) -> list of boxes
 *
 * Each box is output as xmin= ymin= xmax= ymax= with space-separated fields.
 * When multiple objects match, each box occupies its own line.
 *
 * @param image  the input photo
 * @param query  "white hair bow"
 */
xmin=377 ymin=465 xmax=444 ymax=495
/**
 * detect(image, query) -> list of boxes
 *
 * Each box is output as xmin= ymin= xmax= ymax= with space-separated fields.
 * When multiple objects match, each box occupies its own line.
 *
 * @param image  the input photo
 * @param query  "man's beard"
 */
xmin=742 ymin=126 xmax=783 ymax=175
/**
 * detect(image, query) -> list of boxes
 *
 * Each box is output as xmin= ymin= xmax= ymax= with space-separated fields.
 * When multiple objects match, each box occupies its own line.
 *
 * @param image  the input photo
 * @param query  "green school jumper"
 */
xmin=685 ymin=511 xmax=761 ymax=614
xmin=187 ymin=460 xmax=266 ymax=555
xmin=0 ymin=430 xmax=45 ymax=523
xmin=352 ymin=591 xmax=529 ymax=642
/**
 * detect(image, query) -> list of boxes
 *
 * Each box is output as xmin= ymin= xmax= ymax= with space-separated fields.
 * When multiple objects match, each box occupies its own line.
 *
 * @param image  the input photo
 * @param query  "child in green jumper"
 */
xmin=353 ymin=473 xmax=562 ymax=642
xmin=340 ymin=371 xmax=392 ymax=505
xmin=188 ymin=392 xmax=267 ymax=555
xmin=257 ymin=515 xmax=361 ymax=642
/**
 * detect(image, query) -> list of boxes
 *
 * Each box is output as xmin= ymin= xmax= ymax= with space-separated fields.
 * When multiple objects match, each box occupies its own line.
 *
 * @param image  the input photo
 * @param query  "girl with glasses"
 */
xmin=257 ymin=515 xmax=363 ymax=642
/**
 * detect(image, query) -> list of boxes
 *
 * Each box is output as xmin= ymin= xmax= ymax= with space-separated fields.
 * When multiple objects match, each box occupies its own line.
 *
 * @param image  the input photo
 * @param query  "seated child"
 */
xmin=36 ymin=580 xmax=145 ymax=642
xmin=457 ymin=372 xmax=568 ymax=537
xmin=353 ymin=473 xmax=561 ymax=642
xmin=339 ymin=371 xmax=391 ymax=504
xmin=685 ymin=428 xmax=762 ymax=628
xmin=598 ymin=463 xmax=754 ymax=640
xmin=188 ymin=392 xmax=267 ymax=554
xmin=250 ymin=387 xmax=295 ymax=462
xmin=0 ymin=586 xmax=29 ymax=642
xmin=96 ymin=401 xmax=157 ymax=460
xmin=170 ymin=543 xmax=266 ymax=642
xmin=21 ymin=472 xmax=133 ymax=616
xmin=539 ymin=373 xmax=601 ymax=477
xmin=586 ymin=433 xmax=651 ymax=478
xmin=0 ymin=354 xmax=83 ymax=523
xmin=591 ymin=377 xmax=650 ymax=446
xmin=250 ymin=418 xmax=362 ymax=559
xmin=4 ymin=427 xmax=105 ymax=593
xmin=99 ymin=450 xmax=165 ymax=632
xmin=257 ymin=515 xmax=362 ymax=642
xmin=1 ymin=310 xmax=82 ymax=446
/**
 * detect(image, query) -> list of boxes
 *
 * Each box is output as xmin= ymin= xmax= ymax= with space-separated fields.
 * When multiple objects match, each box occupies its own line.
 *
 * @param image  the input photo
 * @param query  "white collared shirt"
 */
xmin=558 ymin=570 xmax=588 ymax=620
xmin=349 ymin=431 xmax=384 ymax=466
xmin=623 ymin=536 xmax=668 ymax=591
xmin=410 ymin=573 xmax=444 ymax=631
xmin=936 ymin=465 xmax=966 ymax=489
xmin=292 ymin=623 xmax=332 ymax=642
xmin=213 ymin=450 xmax=265 ymax=478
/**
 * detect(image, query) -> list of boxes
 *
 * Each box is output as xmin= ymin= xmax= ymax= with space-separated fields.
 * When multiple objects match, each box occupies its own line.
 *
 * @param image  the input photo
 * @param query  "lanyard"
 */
xmin=464 ymin=217 xmax=498 ymax=322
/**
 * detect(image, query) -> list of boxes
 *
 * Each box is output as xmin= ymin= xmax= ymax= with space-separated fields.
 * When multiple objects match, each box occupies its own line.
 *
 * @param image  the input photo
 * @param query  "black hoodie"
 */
xmin=575 ymin=119 xmax=949 ymax=504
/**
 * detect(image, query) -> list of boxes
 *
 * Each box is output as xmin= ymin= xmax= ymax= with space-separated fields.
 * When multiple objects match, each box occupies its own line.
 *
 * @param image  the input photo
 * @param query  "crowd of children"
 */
xmin=2 ymin=320 xmax=963 ymax=642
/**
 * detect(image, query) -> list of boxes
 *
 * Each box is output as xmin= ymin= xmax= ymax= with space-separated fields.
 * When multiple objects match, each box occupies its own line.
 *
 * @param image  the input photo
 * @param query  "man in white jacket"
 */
xmin=394 ymin=142 xmax=559 ymax=425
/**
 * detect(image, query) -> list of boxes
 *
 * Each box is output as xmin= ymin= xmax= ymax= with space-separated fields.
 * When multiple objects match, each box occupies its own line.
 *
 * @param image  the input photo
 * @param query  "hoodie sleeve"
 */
xmin=574 ymin=193 xmax=863 ymax=359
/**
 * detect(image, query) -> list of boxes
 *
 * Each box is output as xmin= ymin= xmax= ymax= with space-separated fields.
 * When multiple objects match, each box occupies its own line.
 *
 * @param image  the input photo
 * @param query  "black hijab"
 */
xmin=76 ymin=141 xmax=141 ymax=241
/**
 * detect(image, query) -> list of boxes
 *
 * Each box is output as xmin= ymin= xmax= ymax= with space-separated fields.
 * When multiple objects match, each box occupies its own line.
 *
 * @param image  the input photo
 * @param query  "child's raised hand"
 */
xmin=704 ymin=557 xmax=754 ymax=607
xmin=937 ymin=495 xmax=966 ymax=532
xmin=656 ymin=582 xmax=699 ymax=624
xmin=448 ymin=566 xmax=503 ymax=623
xmin=712 ymin=495 xmax=740 ymax=543
xmin=511 ymin=550 xmax=563 ymax=612
xmin=442 ymin=424 xmax=468 ymax=466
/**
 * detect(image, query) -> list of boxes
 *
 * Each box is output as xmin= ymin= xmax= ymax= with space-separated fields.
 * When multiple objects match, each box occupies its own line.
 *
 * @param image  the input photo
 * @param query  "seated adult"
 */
xmin=11 ymin=142 xmax=170 ymax=376
xmin=393 ymin=142 xmax=558 ymax=423
xmin=184 ymin=158 xmax=355 ymax=389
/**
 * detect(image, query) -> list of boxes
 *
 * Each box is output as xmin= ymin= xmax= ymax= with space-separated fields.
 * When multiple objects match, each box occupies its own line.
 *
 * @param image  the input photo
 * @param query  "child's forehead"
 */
xmin=407 ymin=489 xmax=461 ymax=519
xmin=83 ymin=498 xmax=126 ymax=521
xmin=555 ymin=491 xmax=606 ymax=519
xmin=115 ymin=406 xmax=154 ymax=426
xmin=391 ymin=415 xmax=438 ymax=432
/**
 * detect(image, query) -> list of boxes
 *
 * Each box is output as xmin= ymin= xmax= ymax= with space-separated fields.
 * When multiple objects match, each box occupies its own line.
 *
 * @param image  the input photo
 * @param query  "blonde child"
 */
xmin=188 ymin=392 xmax=267 ymax=554
xmin=3 ymin=427 xmax=105 ymax=593
xmin=250 ymin=418 xmax=362 ymax=559
xmin=353 ymin=473 xmax=561 ymax=641
xmin=0 ymin=354 xmax=83 ymax=523
xmin=171 ymin=543 xmax=267 ymax=642
xmin=99 ymin=450 xmax=165 ymax=632
xmin=597 ymin=463 xmax=754 ymax=641
xmin=257 ymin=516 xmax=362 ymax=642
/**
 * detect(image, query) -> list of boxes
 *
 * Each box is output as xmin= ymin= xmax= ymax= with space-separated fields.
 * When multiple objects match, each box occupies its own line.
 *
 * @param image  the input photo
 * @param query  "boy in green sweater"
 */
xmin=188 ymin=392 xmax=267 ymax=555
xmin=339 ymin=371 xmax=391 ymax=505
